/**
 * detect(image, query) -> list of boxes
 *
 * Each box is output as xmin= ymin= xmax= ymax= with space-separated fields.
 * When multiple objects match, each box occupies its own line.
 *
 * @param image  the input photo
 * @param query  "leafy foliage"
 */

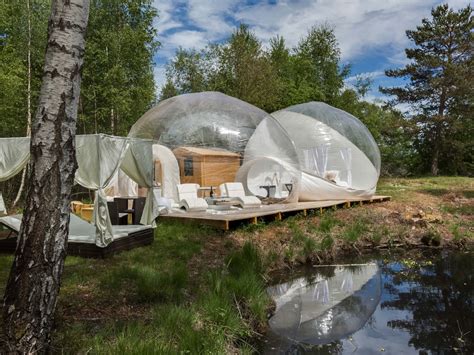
xmin=381 ymin=4 xmax=473 ymax=175
xmin=0 ymin=0 xmax=159 ymax=138
xmin=162 ymin=23 xmax=420 ymax=176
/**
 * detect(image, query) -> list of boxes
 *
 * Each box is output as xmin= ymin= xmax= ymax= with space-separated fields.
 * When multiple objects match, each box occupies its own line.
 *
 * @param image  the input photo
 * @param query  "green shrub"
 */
xmin=343 ymin=220 xmax=367 ymax=242
xmin=318 ymin=213 xmax=340 ymax=233
xmin=320 ymin=234 xmax=334 ymax=250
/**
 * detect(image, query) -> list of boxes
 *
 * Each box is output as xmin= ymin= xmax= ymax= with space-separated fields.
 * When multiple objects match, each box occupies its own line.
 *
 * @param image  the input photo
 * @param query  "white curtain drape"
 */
xmin=75 ymin=134 xmax=128 ymax=247
xmin=0 ymin=137 xmax=30 ymax=217
xmin=339 ymin=148 xmax=352 ymax=187
xmin=120 ymin=138 xmax=158 ymax=226
xmin=105 ymin=169 xmax=138 ymax=198
xmin=303 ymin=145 xmax=328 ymax=177
xmin=0 ymin=137 xmax=30 ymax=182
xmin=152 ymin=144 xmax=180 ymax=202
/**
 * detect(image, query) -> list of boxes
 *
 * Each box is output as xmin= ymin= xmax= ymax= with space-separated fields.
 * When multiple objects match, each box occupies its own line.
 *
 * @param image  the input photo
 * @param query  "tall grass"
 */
xmin=53 ymin=237 xmax=270 ymax=354
xmin=343 ymin=220 xmax=368 ymax=242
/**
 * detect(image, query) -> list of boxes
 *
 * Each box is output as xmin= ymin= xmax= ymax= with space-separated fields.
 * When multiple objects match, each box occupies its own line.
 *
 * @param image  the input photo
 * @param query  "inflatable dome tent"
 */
xmin=129 ymin=92 xmax=301 ymax=202
xmin=239 ymin=101 xmax=380 ymax=200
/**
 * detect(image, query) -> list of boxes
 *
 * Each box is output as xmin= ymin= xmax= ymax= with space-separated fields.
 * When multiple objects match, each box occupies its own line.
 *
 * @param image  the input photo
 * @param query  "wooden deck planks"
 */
xmin=160 ymin=195 xmax=391 ymax=230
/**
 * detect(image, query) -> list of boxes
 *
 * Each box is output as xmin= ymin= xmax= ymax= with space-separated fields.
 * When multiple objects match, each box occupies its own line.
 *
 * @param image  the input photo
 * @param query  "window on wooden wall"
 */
xmin=184 ymin=157 xmax=194 ymax=176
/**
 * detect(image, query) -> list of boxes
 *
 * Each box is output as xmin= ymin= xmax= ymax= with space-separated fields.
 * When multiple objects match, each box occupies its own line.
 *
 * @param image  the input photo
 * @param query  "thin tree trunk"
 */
xmin=12 ymin=0 xmax=33 ymax=208
xmin=431 ymin=144 xmax=440 ymax=176
xmin=431 ymin=88 xmax=447 ymax=176
xmin=1 ymin=1 xmax=90 ymax=353
xmin=111 ymin=108 xmax=115 ymax=134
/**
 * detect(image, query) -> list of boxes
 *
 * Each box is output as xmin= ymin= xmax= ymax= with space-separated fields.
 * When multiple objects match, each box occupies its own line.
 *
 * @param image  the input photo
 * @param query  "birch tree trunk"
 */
xmin=1 ymin=1 xmax=90 ymax=353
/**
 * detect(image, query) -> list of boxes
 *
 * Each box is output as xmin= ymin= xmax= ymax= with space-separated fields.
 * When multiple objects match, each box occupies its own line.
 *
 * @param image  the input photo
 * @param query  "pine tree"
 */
xmin=381 ymin=4 xmax=473 ymax=175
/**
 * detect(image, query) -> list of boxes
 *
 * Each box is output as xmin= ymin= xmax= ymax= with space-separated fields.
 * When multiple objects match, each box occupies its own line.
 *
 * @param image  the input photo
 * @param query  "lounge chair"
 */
xmin=219 ymin=182 xmax=261 ymax=209
xmin=176 ymin=184 xmax=208 ymax=212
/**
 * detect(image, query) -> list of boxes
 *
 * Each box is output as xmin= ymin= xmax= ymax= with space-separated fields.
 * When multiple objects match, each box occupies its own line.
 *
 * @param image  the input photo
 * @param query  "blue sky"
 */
xmin=152 ymin=0 xmax=470 ymax=107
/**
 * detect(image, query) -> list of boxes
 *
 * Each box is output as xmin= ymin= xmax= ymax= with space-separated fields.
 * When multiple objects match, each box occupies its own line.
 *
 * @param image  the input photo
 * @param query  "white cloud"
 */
xmin=187 ymin=0 xmax=237 ymax=40
xmin=151 ymin=0 xmax=472 ymax=93
xmin=345 ymin=71 xmax=385 ymax=84
xmin=153 ymin=66 xmax=167 ymax=93
xmin=153 ymin=0 xmax=185 ymax=35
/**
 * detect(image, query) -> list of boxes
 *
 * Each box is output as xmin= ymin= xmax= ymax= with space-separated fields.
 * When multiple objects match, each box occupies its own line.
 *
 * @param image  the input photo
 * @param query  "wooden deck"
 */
xmin=160 ymin=195 xmax=391 ymax=230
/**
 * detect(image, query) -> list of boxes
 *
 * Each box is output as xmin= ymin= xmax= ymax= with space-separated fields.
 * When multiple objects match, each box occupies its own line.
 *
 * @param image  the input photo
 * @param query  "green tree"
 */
xmin=381 ymin=4 xmax=473 ymax=175
xmin=163 ymin=47 xmax=208 ymax=95
xmin=79 ymin=0 xmax=159 ymax=135
xmin=1 ymin=1 xmax=90 ymax=351
xmin=160 ymin=78 xmax=179 ymax=100
xmin=295 ymin=24 xmax=350 ymax=105
xmin=0 ymin=0 xmax=49 ymax=138
xmin=209 ymin=24 xmax=279 ymax=111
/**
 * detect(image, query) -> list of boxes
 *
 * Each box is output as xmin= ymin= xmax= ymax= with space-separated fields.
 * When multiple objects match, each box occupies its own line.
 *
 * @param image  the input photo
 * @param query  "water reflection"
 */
xmin=264 ymin=252 xmax=473 ymax=354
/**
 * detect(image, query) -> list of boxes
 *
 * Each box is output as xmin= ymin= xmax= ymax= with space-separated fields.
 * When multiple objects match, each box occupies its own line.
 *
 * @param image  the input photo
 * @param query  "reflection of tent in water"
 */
xmin=266 ymin=263 xmax=381 ymax=346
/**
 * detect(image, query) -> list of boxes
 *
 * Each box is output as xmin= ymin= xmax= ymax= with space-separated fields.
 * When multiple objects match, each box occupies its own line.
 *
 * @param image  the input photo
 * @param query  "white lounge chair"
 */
xmin=176 ymin=184 xmax=208 ymax=212
xmin=219 ymin=182 xmax=261 ymax=209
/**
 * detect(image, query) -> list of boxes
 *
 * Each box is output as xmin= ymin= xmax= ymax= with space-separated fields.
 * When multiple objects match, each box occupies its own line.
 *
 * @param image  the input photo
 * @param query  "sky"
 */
xmin=152 ymin=0 xmax=471 ymax=105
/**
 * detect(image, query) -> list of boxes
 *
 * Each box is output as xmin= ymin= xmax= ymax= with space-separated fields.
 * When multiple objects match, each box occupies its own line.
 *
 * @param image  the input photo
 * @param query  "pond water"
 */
xmin=263 ymin=251 xmax=473 ymax=354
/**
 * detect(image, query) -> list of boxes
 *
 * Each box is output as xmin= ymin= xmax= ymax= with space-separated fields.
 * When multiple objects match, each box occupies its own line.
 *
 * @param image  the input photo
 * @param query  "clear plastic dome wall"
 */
xmin=236 ymin=116 xmax=302 ymax=202
xmin=129 ymin=92 xmax=269 ymax=153
xmin=283 ymin=102 xmax=381 ymax=173
xmin=129 ymin=91 xmax=300 ymax=203
xmin=270 ymin=102 xmax=381 ymax=201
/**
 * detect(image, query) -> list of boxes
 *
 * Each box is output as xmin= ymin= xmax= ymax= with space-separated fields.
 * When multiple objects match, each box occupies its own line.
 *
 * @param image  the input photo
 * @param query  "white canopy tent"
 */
xmin=0 ymin=134 xmax=158 ymax=247
xmin=105 ymin=143 xmax=180 ymax=205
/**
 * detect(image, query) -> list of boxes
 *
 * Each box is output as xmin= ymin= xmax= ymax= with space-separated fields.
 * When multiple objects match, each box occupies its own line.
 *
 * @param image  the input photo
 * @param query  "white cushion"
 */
xmin=177 ymin=183 xmax=200 ymax=201
xmin=223 ymin=182 xmax=246 ymax=198
xmin=220 ymin=182 xmax=261 ymax=208
xmin=179 ymin=197 xmax=208 ymax=212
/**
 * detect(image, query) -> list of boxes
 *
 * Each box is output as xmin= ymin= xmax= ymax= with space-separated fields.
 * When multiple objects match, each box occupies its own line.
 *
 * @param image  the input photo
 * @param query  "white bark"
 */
xmin=2 ymin=1 xmax=90 ymax=353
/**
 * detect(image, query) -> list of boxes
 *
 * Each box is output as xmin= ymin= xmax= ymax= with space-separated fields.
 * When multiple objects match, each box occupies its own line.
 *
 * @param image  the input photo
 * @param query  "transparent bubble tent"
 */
xmin=130 ymin=92 xmax=380 ymax=203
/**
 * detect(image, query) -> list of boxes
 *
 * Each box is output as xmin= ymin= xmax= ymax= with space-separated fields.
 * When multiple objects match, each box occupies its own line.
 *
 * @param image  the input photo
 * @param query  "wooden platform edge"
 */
xmin=160 ymin=195 xmax=391 ymax=231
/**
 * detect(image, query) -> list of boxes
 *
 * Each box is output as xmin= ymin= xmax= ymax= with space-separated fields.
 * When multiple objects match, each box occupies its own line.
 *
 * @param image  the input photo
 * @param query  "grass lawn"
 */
xmin=0 ymin=176 xmax=472 ymax=353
